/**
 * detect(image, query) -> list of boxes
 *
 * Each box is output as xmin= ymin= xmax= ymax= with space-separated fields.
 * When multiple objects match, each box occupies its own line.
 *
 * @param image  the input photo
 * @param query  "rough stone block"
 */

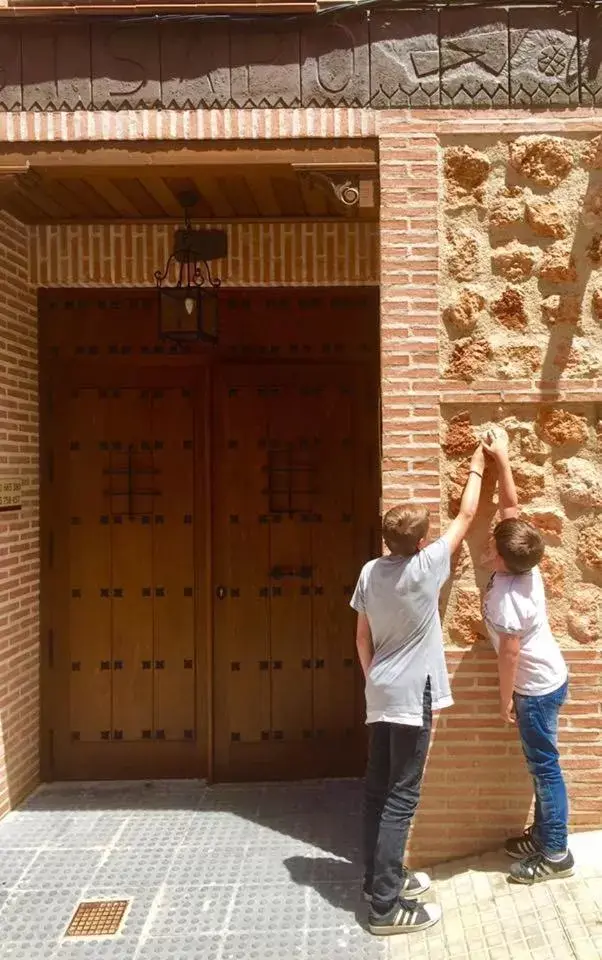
xmin=442 ymin=290 xmax=485 ymax=334
xmin=581 ymin=185 xmax=602 ymax=229
xmin=447 ymin=228 xmax=481 ymax=281
xmin=444 ymin=412 xmax=478 ymax=457
xmin=445 ymin=337 xmax=492 ymax=382
xmin=526 ymin=198 xmax=569 ymax=239
xmin=498 ymin=346 xmax=542 ymax=380
xmin=538 ymin=409 xmax=589 ymax=446
xmin=520 ymin=433 xmax=549 ymax=465
xmin=567 ymin=585 xmax=602 ymax=643
xmin=577 ymin=518 xmax=602 ymax=571
xmin=448 ymin=588 xmax=485 ymax=645
xmin=555 ymin=338 xmax=602 ymax=378
xmin=587 ymin=234 xmax=602 ymax=266
xmin=492 ymin=288 xmax=528 ymax=330
xmin=541 ymin=294 xmax=581 ymax=328
xmin=521 ymin=507 xmax=564 ymax=543
xmin=555 ymin=457 xmax=602 ymax=508
xmin=491 ymin=241 xmax=537 ymax=282
xmin=540 ymin=552 xmax=565 ymax=598
xmin=513 ymin=463 xmax=545 ymax=503
xmin=489 ymin=187 xmax=525 ymax=229
xmin=509 ymin=136 xmax=574 ymax=187
xmin=539 ymin=242 xmax=577 ymax=283
xmin=444 ymin=145 xmax=490 ymax=205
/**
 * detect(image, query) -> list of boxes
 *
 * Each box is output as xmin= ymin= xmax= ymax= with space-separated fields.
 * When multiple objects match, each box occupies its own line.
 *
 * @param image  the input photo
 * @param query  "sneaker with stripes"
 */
xmin=368 ymin=898 xmax=441 ymax=936
xmin=508 ymin=849 xmax=575 ymax=884
xmin=363 ymin=867 xmax=431 ymax=903
xmin=505 ymin=825 xmax=542 ymax=859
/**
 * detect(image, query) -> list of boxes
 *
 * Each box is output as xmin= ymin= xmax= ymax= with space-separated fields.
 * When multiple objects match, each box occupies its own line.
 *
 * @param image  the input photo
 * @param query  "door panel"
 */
xmin=68 ymin=390 xmax=112 ymax=743
xmin=152 ymin=389 xmax=196 ymax=743
xmin=51 ymin=384 xmax=203 ymax=779
xmin=213 ymin=366 xmax=378 ymax=781
xmin=109 ymin=390 xmax=154 ymax=742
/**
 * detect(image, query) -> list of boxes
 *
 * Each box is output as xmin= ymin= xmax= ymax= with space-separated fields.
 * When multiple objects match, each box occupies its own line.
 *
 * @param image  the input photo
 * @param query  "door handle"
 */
xmin=216 ymin=585 xmax=227 ymax=600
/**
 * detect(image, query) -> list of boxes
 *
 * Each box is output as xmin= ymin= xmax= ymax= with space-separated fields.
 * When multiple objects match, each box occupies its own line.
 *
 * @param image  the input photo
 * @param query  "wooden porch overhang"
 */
xmin=0 ymin=140 xmax=379 ymax=224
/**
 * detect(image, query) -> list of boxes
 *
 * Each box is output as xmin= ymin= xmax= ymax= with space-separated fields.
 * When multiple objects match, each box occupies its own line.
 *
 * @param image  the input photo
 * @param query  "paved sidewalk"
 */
xmin=0 ymin=780 xmax=599 ymax=960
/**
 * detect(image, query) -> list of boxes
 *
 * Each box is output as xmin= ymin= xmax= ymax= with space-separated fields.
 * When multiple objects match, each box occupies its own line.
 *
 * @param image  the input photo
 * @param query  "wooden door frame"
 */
xmin=38 ymin=286 xmax=380 ymax=783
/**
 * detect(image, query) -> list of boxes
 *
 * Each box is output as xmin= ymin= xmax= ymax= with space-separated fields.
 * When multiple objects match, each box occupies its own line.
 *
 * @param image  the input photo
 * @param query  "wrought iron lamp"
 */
xmin=155 ymin=190 xmax=227 ymax=345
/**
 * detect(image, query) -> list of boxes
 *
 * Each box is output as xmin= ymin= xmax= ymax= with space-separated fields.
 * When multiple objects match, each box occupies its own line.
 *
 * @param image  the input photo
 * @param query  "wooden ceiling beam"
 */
xmin=0 ymin=143 xmax=378 ymax=175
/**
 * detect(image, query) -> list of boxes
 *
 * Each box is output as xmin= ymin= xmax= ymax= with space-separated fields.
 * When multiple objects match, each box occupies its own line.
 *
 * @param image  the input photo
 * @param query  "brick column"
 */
xmin=378 ymin=124 xmax=441 ymax=527
xmin=0 ymin=213 xmax=39 ymax=815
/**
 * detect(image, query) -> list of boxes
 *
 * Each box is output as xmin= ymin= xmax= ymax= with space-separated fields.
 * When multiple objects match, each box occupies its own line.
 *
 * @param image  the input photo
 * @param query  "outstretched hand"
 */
xmin=482 ymin=425 xmax=510 ymax=463
xmin=470 ymin=442 xmax=485 ymax=475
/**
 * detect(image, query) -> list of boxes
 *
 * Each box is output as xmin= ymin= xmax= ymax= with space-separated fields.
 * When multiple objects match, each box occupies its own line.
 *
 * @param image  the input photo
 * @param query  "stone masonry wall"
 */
xmin=441 ymin=135 xmax=602 ymax=650
xmin=0 ymin=212 xmax=39 ymax=817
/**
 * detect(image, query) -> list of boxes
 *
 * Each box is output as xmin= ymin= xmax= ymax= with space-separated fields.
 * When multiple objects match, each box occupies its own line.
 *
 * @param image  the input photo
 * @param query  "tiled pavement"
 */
xmin=0 ymin=780 xmax=600 ymax=960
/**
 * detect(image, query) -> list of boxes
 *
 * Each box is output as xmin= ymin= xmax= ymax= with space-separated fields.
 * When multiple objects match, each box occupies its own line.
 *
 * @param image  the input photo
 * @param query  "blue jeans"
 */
xmin=513 ymin=679 xmax=569 ymax=856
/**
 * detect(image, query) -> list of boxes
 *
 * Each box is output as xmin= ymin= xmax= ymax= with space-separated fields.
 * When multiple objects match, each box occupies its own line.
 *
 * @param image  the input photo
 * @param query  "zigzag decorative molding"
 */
xmin=1 ymin=6 xmax=601 ymax=112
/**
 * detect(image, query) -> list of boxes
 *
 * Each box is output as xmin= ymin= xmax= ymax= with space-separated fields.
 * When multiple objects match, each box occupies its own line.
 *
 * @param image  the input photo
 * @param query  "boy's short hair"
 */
xmin=494 ymin=518 xmax=545 ymax=573
xmin=383 ymin=504 xmax=430 ymax=557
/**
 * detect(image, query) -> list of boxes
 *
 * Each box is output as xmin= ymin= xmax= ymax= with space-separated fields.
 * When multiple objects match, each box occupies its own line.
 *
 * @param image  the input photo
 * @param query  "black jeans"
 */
xmin=363 ymin=681 xmax=432 ymax=914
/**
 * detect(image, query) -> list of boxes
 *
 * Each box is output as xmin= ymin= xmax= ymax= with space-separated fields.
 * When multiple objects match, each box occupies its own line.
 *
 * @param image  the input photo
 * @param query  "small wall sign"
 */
xmin=0 ymin=479 xmax=22 ymax=512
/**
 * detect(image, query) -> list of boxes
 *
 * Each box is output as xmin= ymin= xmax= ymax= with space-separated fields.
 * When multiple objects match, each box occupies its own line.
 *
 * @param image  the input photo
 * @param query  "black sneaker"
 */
xmin=508 ymin=850 xmax=575 ymax=885
xmin=363 ymin=867 xmax=431 ymax=902
xmin=368 ymin=898 xmax=441 ymax=936
xmin=505 ymin=825 xmax=542 ymax=859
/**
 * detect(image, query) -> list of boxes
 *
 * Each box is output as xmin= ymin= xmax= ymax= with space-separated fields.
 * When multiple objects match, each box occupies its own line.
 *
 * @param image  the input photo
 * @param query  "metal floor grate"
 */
xmin=65 ymin=900 xmax=129 ymax=937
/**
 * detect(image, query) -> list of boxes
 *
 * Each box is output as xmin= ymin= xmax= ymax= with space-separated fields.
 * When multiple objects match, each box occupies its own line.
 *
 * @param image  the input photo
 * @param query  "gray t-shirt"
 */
xmin=350 ymin=538 xmax=453 ymax=727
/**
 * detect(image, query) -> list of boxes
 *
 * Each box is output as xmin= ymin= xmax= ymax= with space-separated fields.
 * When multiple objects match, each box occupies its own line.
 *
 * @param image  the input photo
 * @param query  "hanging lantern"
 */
xmin=154 ymin=191 xmax=227 ymax=345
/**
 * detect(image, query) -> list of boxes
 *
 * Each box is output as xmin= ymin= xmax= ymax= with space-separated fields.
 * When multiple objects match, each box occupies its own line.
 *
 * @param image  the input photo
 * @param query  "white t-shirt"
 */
xmin=350 ymin=539 xmax=453 ymax=727
xmin=483 ymin=567 xmax=567 ymax=697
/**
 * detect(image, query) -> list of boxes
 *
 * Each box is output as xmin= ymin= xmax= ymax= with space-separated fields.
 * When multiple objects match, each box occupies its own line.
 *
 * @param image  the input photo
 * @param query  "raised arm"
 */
xmin=442 ymin=443 xmax=485 ymax=555
xmin=483 ymin=426 xmax=519 ymax=520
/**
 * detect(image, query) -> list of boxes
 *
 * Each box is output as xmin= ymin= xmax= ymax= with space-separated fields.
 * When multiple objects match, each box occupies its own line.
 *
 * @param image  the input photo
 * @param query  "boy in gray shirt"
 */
xmin=351 ymin=443 xmax=485 ymax=935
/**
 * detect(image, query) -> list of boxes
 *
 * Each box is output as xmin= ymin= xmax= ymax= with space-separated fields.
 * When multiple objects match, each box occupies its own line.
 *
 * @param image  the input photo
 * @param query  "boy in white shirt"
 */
xmin=483 ymin=426 xmax=573 ymax=884
xmin=351 ymin=443 xmax=486 ymax=934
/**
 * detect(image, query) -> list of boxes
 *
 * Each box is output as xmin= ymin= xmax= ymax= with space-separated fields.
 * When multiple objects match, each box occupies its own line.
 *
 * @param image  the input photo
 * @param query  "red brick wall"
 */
xmin=0 ymin=212 xmax=40 ymax=817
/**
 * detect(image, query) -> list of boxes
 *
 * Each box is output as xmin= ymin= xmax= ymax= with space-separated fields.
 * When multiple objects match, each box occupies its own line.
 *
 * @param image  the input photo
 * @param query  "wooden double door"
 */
xmin=42 ymin=295 xmax=378 ymax=782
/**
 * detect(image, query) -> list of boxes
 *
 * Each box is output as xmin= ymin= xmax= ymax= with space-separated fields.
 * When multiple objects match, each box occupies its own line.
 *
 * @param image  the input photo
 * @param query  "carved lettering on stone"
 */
xmin=440 ymin=10 xmax=509 ymax=107
xmin=369 ymin=11 xmax=439 ymax=107
xmin=160 ymin=22 xmax=230 ymax=109
xmin=230 ymin=23 xmax=300 ymax=108
xmin=0 ymin=26 xmax=22 ymax=111
xmin=579 ymin=10 xmax=602 ymax=106
xmin=301 ymin=13 xmax=369 ymax=107
xmin=92 ymin=23 xmax=161 ymax=110
xmin=509 ymin=10 xmax=579 ymax=107
xmin=22 ymin=25 xmax=92 ymax=111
